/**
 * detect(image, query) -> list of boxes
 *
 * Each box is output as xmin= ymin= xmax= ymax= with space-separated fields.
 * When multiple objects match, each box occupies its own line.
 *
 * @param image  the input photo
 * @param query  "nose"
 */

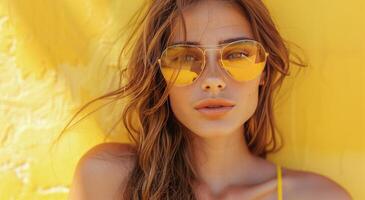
xmin=201 ymin=77 xmax=226 ymax=92
xmin=200 ymin=49 xmax=227 ymax=93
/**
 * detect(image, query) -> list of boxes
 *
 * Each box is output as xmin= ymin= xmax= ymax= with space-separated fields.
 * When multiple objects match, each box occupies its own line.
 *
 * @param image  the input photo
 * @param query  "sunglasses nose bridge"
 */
xmin=201 ymin=48 xmax=223 ymax=65
xmin=199 ymin=48 xmax=227 ymax=80
xmin=202 ymin=47 xmax=221 ymax=54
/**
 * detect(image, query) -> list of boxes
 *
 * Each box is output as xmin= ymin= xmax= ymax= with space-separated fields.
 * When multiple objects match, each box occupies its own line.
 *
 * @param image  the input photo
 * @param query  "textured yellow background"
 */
xmin=0 ymin=0 xmax=363 ymax=199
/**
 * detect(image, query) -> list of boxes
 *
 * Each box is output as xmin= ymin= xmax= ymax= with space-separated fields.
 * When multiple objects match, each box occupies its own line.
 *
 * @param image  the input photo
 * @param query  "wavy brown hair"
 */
xmin=55 ymin=0 xmax=307 ymax=199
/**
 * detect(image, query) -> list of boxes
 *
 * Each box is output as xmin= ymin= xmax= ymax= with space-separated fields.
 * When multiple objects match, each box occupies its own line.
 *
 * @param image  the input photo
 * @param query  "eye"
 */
xmin=171 ymin=55 xmax=196 ymax=61
xmin=227 ymin=52 xmax=248 ymax=60
xmin=183 ymin=55 xmax=196 ymax=61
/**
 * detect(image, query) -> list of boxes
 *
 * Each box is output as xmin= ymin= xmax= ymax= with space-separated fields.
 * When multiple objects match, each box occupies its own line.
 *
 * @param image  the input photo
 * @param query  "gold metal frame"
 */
xmin=157 ymin=39 xmax=269 ymax=86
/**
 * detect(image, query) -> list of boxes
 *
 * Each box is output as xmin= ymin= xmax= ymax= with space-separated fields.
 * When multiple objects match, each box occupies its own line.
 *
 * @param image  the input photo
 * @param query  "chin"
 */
xmin=190 ymin=127 xmax=236 ymax=139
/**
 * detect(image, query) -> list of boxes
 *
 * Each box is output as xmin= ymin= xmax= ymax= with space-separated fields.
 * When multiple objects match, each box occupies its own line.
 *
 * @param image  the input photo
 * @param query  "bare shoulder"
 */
xmin=68 ymin=142 xmax=137 ymax=200
xmin=283 ymin=167 xmax=352 ymax=200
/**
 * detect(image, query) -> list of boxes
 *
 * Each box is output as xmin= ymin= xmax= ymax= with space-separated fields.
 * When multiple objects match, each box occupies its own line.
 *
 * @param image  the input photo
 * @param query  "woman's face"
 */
xmin=167 ymin=0 xmax=265 ymax=139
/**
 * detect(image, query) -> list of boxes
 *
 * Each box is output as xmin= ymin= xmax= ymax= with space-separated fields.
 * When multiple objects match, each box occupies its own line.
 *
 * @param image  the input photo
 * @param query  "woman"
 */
xmin=67 ymin=0 xmax=352 ymax=199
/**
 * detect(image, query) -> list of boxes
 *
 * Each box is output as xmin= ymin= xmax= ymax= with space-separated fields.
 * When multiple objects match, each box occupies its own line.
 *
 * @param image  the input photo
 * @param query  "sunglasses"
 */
xmin=157 ymin=39 xmax=269 ymax=87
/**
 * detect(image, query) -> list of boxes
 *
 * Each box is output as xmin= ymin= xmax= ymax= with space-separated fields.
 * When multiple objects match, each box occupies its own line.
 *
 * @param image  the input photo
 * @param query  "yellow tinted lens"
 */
xmin=221 ymin=40 xmax=267 ymax=81
xmin=160 ymin=46 xmax=203 ymax=86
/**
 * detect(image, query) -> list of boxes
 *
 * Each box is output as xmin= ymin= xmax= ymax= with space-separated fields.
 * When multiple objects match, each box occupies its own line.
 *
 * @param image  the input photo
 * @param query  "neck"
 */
xmin=189 ymin=125 xmax=258 ymax=195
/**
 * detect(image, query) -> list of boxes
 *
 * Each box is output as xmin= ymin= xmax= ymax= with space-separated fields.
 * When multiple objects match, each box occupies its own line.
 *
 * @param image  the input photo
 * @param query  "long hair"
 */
xmin=56 ymin=0 xmax=307 ymax=199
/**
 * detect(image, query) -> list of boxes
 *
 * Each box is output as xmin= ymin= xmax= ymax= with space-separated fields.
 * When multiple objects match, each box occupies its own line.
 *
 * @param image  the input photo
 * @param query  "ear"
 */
xmin=259 ymin=70 xmax=266 ymax=86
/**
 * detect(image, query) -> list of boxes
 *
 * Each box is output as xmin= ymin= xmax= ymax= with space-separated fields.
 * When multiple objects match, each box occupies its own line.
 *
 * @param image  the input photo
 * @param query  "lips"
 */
xmin=194 ymin=98 xmax=235 ymax=110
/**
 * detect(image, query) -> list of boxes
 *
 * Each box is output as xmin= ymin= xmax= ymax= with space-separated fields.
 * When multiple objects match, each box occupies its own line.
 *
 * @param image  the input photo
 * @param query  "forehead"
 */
xmin=170 ymin=0 xmax=254 ymax=45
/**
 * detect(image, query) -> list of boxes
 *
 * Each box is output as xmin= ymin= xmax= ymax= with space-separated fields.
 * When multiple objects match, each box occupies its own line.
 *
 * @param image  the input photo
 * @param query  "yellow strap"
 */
xmin=277 ymin=164 xmax=283 ymax=200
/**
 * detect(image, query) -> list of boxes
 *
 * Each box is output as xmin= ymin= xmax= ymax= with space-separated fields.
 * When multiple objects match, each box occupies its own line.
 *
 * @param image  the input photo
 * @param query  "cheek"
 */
xmin=168 ymin=88 xmax=190 ymax=120
xmin=233 ymin=82 xmax=260 ymax=121
xmin=169 ymin=94 xmax=181 ymax=113
xmin=242 ymin=85 xmax=260 ymax=118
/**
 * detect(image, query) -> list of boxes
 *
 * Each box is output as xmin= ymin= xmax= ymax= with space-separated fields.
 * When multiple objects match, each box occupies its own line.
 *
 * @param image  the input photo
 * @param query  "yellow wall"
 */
xmin=264 ymin=0 xmax=365 ymax=199
xmin=0 ymin=0 xmax=363 ymax=199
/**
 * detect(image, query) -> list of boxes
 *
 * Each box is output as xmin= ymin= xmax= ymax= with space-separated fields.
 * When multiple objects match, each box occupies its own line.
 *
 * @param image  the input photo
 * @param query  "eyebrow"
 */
xmin=169 ymin=36 xmax=254 ymax=46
